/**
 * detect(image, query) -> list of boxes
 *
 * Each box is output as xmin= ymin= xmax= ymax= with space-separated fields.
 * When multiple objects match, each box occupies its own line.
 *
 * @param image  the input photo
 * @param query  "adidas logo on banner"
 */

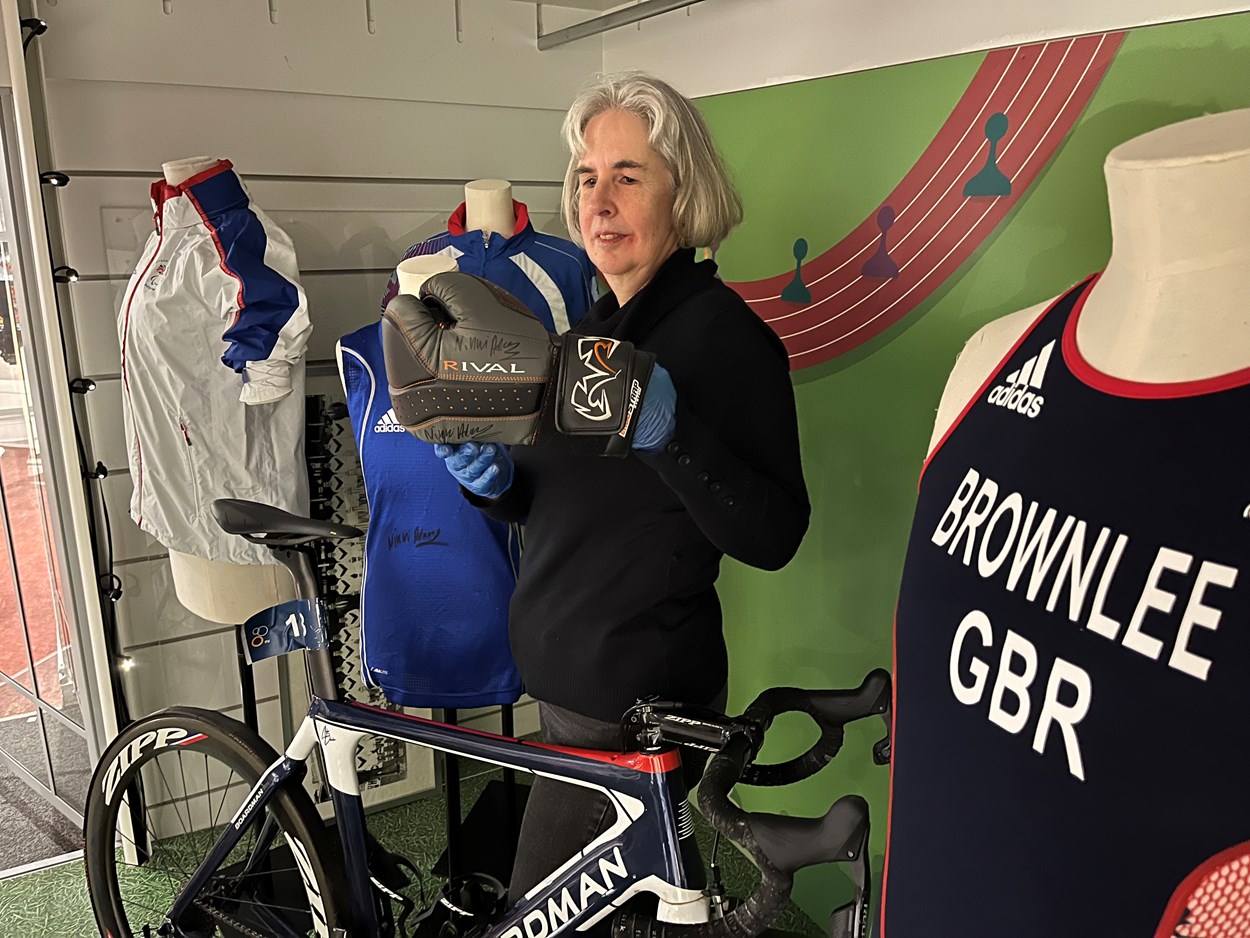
xmin=373 ymin=409 xmax=407 ymax=433
xmin=987 ymin=340 xmax=1055 ymax=419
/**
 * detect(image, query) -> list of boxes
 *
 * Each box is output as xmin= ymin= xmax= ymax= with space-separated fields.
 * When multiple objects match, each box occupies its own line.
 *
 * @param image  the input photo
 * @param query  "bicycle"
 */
xmin=83 ymin=497 xmax=892 ymax=938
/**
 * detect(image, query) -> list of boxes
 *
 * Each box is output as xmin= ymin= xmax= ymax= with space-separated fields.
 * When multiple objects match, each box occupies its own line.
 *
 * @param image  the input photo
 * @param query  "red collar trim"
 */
xmin=446 ymin=199 xmax=529 ymax=238
xmin=1063 ymin=271 xmax=1250 ymax=399
xmin=150 ymin=159 xmax=235 ymax=208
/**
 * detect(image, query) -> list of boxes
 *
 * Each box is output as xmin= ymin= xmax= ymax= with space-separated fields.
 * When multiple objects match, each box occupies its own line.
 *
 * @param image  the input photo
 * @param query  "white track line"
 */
xmin=777 ymin=37 xmax=1079 ymax=336
xmin=742 ymin=45 xmax=1030 ymax=303
xmin=790 ymin=33 xmax=1110 ymax=358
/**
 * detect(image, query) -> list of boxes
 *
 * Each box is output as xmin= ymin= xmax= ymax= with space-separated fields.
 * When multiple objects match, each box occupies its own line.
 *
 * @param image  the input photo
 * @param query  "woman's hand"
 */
xmin=631 ymin=362 xmax=677 ymax=453
xmin=434 ymin=442 xmax=514 ymax=498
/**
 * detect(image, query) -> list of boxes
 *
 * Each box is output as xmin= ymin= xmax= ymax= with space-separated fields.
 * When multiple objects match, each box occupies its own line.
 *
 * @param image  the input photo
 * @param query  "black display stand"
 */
xmin=303 ymin=395 xmax=531 ymax=885
xmin=433 ymin=705 xmax=530 ymax=886
xmin=235 ymin=626 xmax=260 ymax=734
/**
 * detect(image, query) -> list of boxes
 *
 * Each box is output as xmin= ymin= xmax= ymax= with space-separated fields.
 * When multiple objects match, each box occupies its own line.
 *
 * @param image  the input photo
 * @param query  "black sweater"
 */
xmin=473 ymin=249 xmax=810 ymax=721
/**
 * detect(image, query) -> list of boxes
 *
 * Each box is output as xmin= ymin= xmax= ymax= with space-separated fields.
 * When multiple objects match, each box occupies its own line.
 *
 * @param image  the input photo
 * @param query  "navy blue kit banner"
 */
xmin=241 ymin=599 xmax=328 ymax=664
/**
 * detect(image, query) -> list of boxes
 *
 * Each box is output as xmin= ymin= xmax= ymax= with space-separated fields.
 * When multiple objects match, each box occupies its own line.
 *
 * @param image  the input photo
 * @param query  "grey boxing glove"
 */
xmin=381 ymin=272 xmax=655 ymax=457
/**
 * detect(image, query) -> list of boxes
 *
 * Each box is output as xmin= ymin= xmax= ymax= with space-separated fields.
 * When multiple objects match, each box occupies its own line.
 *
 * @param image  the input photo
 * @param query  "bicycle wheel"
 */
xmin=84 ymin=706 xmax=352 ymax=937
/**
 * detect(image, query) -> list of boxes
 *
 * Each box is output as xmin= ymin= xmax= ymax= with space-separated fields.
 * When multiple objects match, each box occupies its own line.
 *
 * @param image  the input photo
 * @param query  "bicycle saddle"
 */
xmin=211 ymin=498 xmax=363 ymax=545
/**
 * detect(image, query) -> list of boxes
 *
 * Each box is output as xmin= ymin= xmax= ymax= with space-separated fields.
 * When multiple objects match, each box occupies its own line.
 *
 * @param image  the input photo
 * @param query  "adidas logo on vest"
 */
xmin=373 ymin=408 xmax=407 ymax=433
xmin=987 ymin=340 xmax=1055 ymax=419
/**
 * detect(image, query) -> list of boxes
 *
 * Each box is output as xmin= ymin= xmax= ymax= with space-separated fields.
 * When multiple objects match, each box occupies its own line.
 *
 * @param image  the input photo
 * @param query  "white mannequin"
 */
xmin=928 ymin=108 xmax=1250 ymax=455
xmin=337 ymin=254 xmax=458 ymax=397
xmin=159 ymin=155 xmax=299 ymax=623
xmin=161 ymin=154 xmax=219 ymax=186
xmin=463 ymin=179 xmax=518 ymax=240
xmin=395 ymin=255 xmax=458 ymax=296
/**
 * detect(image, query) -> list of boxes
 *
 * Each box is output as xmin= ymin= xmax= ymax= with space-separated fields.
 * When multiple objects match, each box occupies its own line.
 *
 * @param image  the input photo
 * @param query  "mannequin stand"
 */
xmin=372 ymin=252 xmax=527 ymax=882
xmin=432 ymin=705 xmax=529 ymax=884
xmin=234 ymin=627 xmax=260 ymax=734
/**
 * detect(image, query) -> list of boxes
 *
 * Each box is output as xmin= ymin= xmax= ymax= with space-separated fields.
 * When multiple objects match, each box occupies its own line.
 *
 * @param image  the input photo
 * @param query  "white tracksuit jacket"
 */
xmin=117 ymin=160 xmax=311 ymax=565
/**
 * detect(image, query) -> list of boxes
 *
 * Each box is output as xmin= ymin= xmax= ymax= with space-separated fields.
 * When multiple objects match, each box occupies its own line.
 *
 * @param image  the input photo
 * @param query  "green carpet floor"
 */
xmin=0 ymin=768 xmax=822 ymax=937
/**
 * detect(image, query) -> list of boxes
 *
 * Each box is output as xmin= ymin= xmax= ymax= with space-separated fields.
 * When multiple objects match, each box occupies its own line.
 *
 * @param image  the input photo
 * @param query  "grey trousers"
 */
xmin=508 ymin=688 xmax=728 ymax=906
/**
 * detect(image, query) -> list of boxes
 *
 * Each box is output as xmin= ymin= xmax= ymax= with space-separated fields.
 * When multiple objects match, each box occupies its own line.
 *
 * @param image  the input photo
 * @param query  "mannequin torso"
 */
xmin=158 ymin=155 xmax=298 ymax=623
xmin=929 ymin=108 xmax=1250 ymax=453
xmin=887 ymin=109 xmax=1250 ymax=936
xmin=333 ymin=254 xmax=523 ymax=708
xmin=379 ymin=180 xmax=596 ymax=334
xmin=168 ymin=551 xmax=296 ymax=624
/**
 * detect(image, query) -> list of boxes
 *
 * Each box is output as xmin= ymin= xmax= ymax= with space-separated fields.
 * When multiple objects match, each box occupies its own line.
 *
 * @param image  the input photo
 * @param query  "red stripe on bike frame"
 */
xmin=347 ymin=701 xmax=683 ymax=772
xmin=526 ymin=742 xmax=682 ymax=775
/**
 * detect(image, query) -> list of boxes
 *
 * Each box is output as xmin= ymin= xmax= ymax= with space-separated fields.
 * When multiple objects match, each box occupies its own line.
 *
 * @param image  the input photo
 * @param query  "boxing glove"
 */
xmin=381 ymin=272 xmax=655 ymax=457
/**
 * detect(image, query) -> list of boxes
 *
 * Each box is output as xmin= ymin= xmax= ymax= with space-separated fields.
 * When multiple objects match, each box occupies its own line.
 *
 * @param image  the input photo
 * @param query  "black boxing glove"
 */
xmin=381 ymin=272 xmax=655 ymax=457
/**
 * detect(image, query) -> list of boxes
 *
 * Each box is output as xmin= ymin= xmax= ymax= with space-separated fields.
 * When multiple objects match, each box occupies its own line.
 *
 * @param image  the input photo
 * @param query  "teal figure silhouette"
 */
xmin=780 ymin=238 xmax=811 ymax=303
xmin=964 ymin=112 xmax=1012 ymax=197
xmin=861 ymin=206 xmax=900 ymax=279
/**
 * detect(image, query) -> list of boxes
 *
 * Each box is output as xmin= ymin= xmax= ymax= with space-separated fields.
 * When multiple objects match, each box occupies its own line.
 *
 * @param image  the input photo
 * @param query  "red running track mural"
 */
xmin=726 ymin=33 xmax=1126 ymax=369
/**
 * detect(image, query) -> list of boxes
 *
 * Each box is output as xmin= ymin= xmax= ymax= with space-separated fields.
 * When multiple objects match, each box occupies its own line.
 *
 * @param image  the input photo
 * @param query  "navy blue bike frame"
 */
xmin=170 ymin=696 xmax=707 ymax=938
xmin=164 ymin=544 xmax=708 ymax=938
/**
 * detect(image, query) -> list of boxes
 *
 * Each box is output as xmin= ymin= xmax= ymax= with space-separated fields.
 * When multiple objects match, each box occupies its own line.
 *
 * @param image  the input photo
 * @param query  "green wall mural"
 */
xmin=695 ymin=11 xmax=1250 ymax=926
xmin=719 ymin=34 xmax=1122 ymax=368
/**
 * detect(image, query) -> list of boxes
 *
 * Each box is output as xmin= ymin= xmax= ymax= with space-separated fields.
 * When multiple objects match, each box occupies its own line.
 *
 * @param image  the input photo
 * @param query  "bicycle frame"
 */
xmin=168 ymin=546 xmax=714 ymax=938
xmin=167 ymin=698 xmax=713 ymax=938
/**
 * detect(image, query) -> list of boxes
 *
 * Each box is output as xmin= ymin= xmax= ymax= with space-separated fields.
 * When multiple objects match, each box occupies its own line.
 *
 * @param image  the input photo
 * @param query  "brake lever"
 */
xmin=868 ymin=669 xmax=892 ymax=765
xmin=799 ymin=669 xmax=892 ymax=766
xmin=873 ymin=702 xmax=891 ymax=765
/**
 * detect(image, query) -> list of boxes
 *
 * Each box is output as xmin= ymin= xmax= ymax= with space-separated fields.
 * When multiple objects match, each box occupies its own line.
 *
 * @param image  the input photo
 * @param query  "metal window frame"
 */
xmin=1 ymin=0 xmax=119 ymax=789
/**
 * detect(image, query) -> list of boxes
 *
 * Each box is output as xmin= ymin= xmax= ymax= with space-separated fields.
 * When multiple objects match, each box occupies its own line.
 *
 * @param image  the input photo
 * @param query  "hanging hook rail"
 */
xmin=536 ymin=0 xmax=703 ymax=51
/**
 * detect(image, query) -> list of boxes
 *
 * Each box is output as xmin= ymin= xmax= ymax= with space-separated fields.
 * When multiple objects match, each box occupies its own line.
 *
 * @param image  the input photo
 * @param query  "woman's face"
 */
xmin=576 ymin=108 xmax=680 ymax=306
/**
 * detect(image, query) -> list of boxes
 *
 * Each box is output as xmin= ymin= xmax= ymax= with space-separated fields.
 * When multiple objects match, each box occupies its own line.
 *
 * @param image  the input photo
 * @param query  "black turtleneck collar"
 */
xmin=581 ymin=248 xmax=720 ymax=342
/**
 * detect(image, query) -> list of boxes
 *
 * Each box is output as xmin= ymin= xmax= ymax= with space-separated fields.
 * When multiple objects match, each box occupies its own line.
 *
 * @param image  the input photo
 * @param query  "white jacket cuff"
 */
xmin=239 ymin=360 xmax=292 ymax=404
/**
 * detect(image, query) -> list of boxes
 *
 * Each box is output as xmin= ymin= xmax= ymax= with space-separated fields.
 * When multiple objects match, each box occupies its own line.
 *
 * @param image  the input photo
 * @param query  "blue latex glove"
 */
xmin=632 ymin=363 xmax=677 ymax=454
xmin=434 ymin=442 xmax=514 ymax=498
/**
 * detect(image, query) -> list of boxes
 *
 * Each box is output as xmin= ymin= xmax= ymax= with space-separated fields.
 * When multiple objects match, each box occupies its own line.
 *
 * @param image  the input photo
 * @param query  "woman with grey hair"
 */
xmin=436 ymin=71 xmax=810 ymax=902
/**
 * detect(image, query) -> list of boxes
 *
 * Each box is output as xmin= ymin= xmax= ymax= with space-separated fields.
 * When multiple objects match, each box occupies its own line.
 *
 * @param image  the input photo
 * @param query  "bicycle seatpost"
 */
xmin=210 ymin=498 xmax=359 ymax=705
xmin=270 ymin=546 xmax=340 ymax=702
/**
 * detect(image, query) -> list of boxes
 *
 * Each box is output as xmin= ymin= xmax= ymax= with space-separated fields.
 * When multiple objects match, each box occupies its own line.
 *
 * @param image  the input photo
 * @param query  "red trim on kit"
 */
xmin=447 ymin=199 xmax=530 ymax=237
xmin=447 ymin=202 xmax=469 ymax=235
xmin=183 ymin=184 xmax=246 ymax=316
xmin=149 ymin=180 xmax=167 ymax=218
xmin=878 ymin=609 xmax=899 ymax=937
xmin=177 ymin=158 xmax=234 ymax=190
xmin=526 ymin=741 xmax=683 ymax=775
xmin=918 ymin=277 xmax=1096 ymax=485
xmin=151 ymin=159 xmax=234 ymax=209
xmin=511 ymin=200 xmax=530 ymax=235
xmin=1063 ymin=274 xmax=1250 ymax=398
xmin=1153 ymin=838 xmax=1250 ymax=938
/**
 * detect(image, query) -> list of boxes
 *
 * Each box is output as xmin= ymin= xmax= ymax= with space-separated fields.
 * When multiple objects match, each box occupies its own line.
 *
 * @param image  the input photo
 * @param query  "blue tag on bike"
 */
xmin=241 ymin=599 xmax=328 ymax=664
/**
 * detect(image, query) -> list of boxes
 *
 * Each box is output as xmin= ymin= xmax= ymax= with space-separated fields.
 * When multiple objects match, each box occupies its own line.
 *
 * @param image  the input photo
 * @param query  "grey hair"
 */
xmin=560 ymin=71 xmax=743 ymax=250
